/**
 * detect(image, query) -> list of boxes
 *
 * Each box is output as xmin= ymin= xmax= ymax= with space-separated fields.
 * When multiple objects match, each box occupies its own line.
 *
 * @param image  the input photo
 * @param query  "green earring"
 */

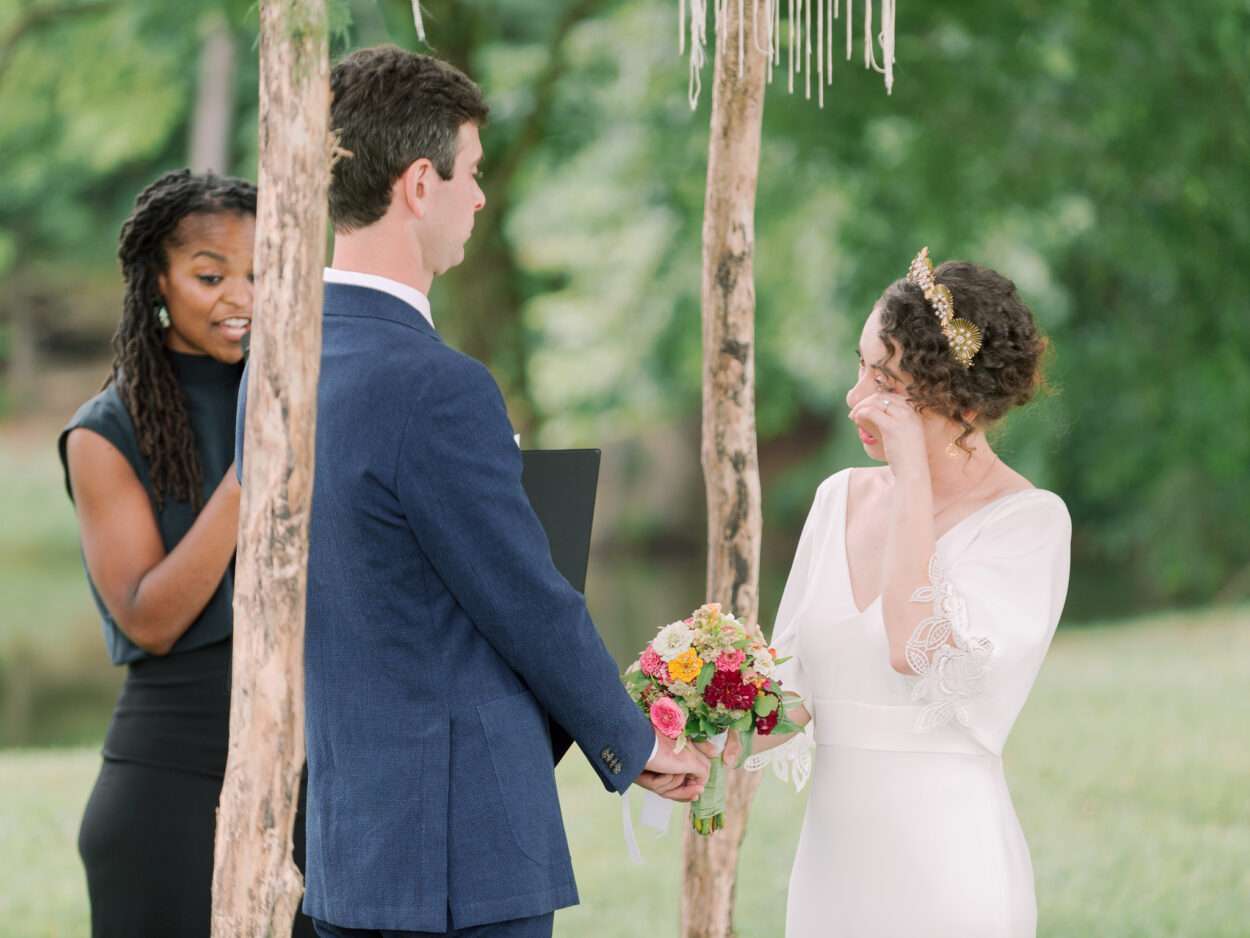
xmin=156 ymin=305 xmax=171 ymax=329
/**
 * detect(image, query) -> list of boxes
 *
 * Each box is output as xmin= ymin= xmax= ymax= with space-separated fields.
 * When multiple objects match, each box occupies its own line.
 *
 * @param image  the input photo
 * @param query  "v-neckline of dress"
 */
xmin=840 ymin=469 xmax=1036 ymax=617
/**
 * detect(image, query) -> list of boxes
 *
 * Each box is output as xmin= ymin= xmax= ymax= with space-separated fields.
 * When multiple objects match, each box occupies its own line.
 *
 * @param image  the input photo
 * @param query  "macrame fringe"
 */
xmin=683 ymin=0 xmax=895 ymax=110
xmin=411 ymin=1 xmax=427 ymax=43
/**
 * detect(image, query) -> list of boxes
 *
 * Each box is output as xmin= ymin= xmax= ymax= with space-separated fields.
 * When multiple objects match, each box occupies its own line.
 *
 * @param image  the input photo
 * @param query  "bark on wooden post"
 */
xmin=682 ymin=3 xmax=768 ymax=936
xmin=210 ymin=1 xmax=329 ymax=934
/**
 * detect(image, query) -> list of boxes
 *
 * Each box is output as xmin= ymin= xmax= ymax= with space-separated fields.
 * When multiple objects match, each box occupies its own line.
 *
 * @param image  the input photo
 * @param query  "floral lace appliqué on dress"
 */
xmin=743 ymin=727 xmax=814 ymax=791
xmin=905 ymin=556 xmax=995 ymax=733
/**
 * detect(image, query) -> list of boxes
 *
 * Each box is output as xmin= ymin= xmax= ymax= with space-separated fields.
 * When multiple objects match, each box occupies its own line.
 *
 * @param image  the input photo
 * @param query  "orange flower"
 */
xmin=667 ymin=648 xmax=704 ymax=684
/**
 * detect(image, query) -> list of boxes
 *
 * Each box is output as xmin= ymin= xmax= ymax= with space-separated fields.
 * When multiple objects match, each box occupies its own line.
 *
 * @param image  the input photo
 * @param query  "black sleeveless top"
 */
xmin=58 ymin=350 xmax=244 ymax=666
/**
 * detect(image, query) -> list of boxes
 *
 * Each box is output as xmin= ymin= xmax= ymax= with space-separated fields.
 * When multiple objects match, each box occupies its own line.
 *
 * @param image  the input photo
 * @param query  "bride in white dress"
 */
xmin=738 ymin=250 xmax=1071 ymax=938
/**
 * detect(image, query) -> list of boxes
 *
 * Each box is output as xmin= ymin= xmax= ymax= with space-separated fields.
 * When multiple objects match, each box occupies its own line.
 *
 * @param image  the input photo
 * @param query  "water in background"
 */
xmin=3 ymin=538 xmax=1132 ymax=749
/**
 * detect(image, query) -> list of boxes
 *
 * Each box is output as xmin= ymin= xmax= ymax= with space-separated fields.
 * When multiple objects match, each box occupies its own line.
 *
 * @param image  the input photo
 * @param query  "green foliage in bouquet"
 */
xmin=623 ymin=603 xmax=805 ymax=834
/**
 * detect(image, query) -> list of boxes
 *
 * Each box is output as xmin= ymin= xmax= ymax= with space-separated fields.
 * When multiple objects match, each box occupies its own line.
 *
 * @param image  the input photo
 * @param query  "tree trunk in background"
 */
xmin=682 ymin=3 xmax=768 ymax=937
xmin=189 ymin=11 xmax=236 ymax=174
xmin=210 ymin=0 xmax=328 ymax=934
xmin=416 ymin=0 xmax=603 ymax=439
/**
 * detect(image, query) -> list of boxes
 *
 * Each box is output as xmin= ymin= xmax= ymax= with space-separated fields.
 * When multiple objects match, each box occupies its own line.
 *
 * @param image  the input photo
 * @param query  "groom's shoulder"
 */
xmin=375 ymin=338 xmax=500 ymax=408
xmin=424 ymin=343 xmax=498 ymax=393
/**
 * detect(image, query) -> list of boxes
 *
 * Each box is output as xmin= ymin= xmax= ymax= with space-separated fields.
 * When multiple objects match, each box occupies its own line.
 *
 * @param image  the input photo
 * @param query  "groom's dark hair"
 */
xmin=329 ymin=45 xmax=489 ymax=232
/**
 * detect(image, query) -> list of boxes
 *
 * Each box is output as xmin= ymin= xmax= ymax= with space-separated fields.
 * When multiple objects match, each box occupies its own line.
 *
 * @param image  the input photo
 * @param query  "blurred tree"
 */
xmin=1 ymin=0 xmax=1245 ymax=608
xmin=507 ymin=0 xmax=1250 ymax=610
xmin=188 ymin=11 xmax=237 ymax=174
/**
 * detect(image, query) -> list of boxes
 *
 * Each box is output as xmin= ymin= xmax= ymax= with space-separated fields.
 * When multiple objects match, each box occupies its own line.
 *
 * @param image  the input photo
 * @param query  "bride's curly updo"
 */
xmin=877 ymin=260 xmax=1048 ymax=450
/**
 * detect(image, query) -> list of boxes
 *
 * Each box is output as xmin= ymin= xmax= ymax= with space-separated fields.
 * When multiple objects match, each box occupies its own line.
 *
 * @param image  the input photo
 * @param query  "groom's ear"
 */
xmin=398 ymin=159 xmax=436 ymax=220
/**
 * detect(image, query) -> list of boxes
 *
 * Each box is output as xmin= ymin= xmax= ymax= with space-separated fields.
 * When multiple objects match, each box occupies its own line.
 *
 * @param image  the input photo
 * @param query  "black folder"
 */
xmin=520 ymin=448 xmax=601 ymax=594
xmin=520 ymin=448 xmax=602 ymax=765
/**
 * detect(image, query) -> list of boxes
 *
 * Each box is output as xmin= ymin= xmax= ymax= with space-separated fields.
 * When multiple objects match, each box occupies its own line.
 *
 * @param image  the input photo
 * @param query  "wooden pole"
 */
xmin=682 ymin=2 xmax=768 ymax=936
xmin=210 ymin=1 xmax=328 ymax=934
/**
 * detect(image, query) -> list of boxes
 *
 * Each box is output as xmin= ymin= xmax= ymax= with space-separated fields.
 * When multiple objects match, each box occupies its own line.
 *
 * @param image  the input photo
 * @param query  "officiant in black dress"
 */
xmin=57 ymin=169 xmax=315 ymax=938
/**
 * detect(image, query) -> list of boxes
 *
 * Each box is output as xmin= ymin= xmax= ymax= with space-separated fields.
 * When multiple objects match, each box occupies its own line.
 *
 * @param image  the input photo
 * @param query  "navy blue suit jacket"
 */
xmin=236 ymin=283 xmax=653 ymax=931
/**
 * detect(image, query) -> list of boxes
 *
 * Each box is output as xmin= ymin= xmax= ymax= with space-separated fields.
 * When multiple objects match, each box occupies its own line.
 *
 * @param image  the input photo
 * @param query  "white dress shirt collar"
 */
xmin=323 ymin=267 xmax=434 ymax=329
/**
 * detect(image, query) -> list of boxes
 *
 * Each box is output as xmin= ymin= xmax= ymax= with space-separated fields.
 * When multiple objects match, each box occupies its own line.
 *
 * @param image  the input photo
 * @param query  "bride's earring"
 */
xmin=946 ymin=440 xmax=963 ymax=459
xmin=156 ymin=304 xmax=171 ymax=329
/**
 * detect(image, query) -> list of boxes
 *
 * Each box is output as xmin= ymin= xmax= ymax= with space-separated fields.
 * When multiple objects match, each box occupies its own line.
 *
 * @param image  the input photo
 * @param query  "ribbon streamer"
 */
xmin=681 ymin=0 xmax=896 ymax=109
xmin=622 ymin=789 xmax=677 ymax=864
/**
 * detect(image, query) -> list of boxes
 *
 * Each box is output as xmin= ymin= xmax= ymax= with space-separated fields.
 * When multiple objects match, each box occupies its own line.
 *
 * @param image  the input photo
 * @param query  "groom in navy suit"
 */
xmin=238 ymin=46 xmax=709 ymax=938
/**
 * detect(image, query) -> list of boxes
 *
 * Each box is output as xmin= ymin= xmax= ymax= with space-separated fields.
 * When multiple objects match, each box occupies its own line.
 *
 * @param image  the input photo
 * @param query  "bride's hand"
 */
xmin=694 ymin=731 xmax=743 ymax=766
xmin=848 ymin=392 xmax=928 ymax=479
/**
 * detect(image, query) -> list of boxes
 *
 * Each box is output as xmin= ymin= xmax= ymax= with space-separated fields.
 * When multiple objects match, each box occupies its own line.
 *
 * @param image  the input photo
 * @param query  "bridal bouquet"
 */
xmin=623 ymin=603 xmax=804 ymax=834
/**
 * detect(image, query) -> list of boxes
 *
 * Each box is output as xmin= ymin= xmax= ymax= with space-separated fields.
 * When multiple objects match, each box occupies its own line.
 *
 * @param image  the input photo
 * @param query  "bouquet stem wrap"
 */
xmin=691 ymin=732 xmax=728 ymax=835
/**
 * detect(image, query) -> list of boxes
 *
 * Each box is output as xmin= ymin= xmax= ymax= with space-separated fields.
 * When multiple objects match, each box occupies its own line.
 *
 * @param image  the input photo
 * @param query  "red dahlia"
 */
xmin=703 ymin=669 xmax=758 ymax=711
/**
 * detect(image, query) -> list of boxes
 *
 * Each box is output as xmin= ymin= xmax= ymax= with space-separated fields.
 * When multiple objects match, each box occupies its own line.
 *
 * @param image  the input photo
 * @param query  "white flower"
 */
xmin=653 ymin=621 xmax=695 ymax=661
xmin=666 ymin=680 xmax=700 ymax=704
xmin=745 ymin=645 xmax=775 ymax=675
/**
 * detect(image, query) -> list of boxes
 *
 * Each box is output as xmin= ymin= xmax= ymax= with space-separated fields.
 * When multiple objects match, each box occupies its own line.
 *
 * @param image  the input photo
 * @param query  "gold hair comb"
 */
xmin=906 ymin=247 xmax=982 ymax=369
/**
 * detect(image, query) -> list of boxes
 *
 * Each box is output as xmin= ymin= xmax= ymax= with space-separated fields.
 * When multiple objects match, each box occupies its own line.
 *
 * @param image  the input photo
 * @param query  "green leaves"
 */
xmin=695 ymin=661 xmax=716 ymax=693
xmin=623 ymin=669 xmax=651 ymax=695
xmin=754 ymin=693 xmax=779 ymax=717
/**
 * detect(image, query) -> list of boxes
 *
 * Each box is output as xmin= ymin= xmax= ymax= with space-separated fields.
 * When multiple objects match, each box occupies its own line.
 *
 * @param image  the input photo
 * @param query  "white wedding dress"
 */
xmin=750 ymin=469 xmax=1071 ymax=938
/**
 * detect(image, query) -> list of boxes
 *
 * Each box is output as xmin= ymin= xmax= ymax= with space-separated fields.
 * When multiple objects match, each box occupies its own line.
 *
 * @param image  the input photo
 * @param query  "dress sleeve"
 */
xmin=743 ymin=475 xmax=838 ymax=790
xmin=57 ymin=389 xmax=145 ymax=503
xmin=905 ymin=492 xmax=1072 ymax=755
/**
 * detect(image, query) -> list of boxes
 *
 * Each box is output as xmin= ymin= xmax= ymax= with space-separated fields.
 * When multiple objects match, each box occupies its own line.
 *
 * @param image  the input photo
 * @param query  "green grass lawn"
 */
xmin=2 ymin=608 xmax=1247 ymax=938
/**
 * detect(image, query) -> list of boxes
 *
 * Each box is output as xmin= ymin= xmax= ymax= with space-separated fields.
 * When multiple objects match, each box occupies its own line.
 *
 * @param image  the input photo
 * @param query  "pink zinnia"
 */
xmin=649 ymin=697 xmax=687 ymax=739
xmin=715 ymin=649 xmax=746 ymax=672
xmin=640 ymin=645 xmax=664 ymax=678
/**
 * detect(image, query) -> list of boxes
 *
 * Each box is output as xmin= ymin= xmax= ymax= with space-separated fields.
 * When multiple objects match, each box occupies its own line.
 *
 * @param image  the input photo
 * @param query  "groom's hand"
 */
xmin=638 ymin=731 xmax=709 ymax=801
xmin=635 ymin=770 xmax=703 ymax=802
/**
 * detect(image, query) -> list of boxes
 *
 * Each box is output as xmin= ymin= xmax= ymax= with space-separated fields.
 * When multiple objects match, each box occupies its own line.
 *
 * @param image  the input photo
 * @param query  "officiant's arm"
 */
xmin=394 ymin=353 xmax=664 ymax=794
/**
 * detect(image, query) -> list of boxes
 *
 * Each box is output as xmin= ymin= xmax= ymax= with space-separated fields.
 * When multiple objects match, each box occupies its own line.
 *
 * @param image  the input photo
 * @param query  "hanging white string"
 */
xmin=864 ymin=0 xmax=875 ymax=70
xmin=788 ymin=0 xmax=795 ymax=93
xmin=753 ymin=0 xmax=778 ymax=89
xmin=817 ymin=0 xmax=824 ymax=107
xmin=774 ymin=0 xmax=781 ymax=75
xmin=881 ymin=0 xmax=896 ymax=93
xmin=687 ymin=0 xmax=709 ymax=110
xmin=411 ymin=0 xmax=426 ymax=43
xmin=804 ymin=0 xmax=812 ymax=99
xmin=828 ymin=0 xmax=834 ymax=83
xmin=752 ymin=0 xmax=771 ymax=57
xmin=680 ymin=0 xmax=895 ymax=109
xmin=845 ymin=0 xmax=853 ymax=62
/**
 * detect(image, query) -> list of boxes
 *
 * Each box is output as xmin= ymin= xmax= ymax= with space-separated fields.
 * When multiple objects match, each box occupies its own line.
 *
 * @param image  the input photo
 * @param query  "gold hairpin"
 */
xmin=906 ymin=247 xmax=982 ymax=369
